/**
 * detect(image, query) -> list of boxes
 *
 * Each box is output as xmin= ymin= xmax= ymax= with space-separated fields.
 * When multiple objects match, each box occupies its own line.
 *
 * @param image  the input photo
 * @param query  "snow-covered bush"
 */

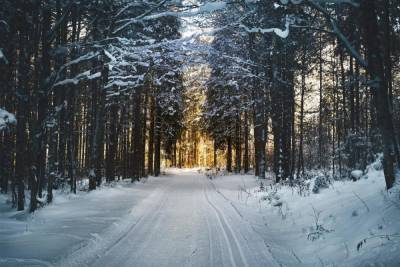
xmin=312 ymin=175 xmax=330 ymax=194
xmin=362 ymin=154 xmax=383 ymax=180
xmin=367 ymin=154 xmax=383 ymax=171
xmin=291 ymin=178 xmax=311 ymax=196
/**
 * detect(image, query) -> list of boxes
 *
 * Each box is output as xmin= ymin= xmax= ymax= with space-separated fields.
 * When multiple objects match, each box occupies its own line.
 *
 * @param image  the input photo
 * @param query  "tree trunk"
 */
xmin=106 ymin=103 xmax=118 ymax=182
xmin=154 ymin=103 xmax=161 ymax=177
xmin=297 ymin=44 xmax=306 ymax=177
xmin=360 ymin=0 xmax=398 ymax=189
xmin=318 ymin=32 xmax=323 ymax=168
xmin=213 ymin=139 xmax=217 ymax=168
xmin=235 ymin=113 xmax=241 ymax=173
xmin=148 ymin=95 xmax=155 ymax=175
xmin=132 ymin=87 xmax=143 ymax=181
xmin=15 ymin=4 xmax=30 ymax=210
xmin=254 ymin=88 xmax=266 ymax=179
xmin=141 ymin=92 xmax=148 ymax=177
xmin=226 ymin=136 xmax=232 ymax=172
xmin=243 ymin=110 xmax=249 ymax=173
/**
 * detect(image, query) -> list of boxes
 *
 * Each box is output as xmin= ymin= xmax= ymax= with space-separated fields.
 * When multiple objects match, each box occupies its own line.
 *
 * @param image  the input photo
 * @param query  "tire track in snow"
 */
xmin=58 ymin=184 xmax=169 ymax=267
xmin=116 ymin=193 xmax=170 ymax=265
xmin=91 ymin=188 xmax=170 ymax=267
xmin=202 ymin=179 xmax=250 ymax=267
xmin=204 ymin=207 xmax=215 ymax=267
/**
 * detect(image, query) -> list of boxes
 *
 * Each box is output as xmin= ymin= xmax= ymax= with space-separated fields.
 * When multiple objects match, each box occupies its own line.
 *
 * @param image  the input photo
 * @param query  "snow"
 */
xmin=54 ymin=71 xmax=101 ymax=87
xmin=198 ymin=1 xmax=227 ymax=13
xmin=105 ymin=74 xmax=145 ymax=89
xmin=103 ymin=49 xmax=116 ymax=62
xmin=114 ymin=1 xmax=227 ymax=34
xmin=64 ymin=52 xmax=99 ymax=68
xmin=0 ymin=48 xmax=8 ymax=64
xmin=351 ymin=170 xmax=363 ymax=180
xmin=0 ymin=165 xmax=399 ymax=266
xmin=239 ymin=16 xmax=291 ymax=38
xmin=0 ymin=108 xmax=16 ymax=131
xmin=210 ymin=166 xmax=400 ymax=266
xmin=0 ymin=171 xmax=276 ymax=267
xmin=142 ymin=1 xmax=227 ymax=20
xmin=0 ymin=179 xmax=155 ymax=266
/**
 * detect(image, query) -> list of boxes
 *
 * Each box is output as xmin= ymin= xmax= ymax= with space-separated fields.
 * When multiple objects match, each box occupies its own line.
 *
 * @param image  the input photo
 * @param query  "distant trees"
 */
xmin=202 ymin=5 xmax=255 ymax=175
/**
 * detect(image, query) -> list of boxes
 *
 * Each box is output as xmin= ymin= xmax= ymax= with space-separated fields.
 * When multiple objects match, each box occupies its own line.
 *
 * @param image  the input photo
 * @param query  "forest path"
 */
xmin=59 ymin=169 xmax=277 ymax=267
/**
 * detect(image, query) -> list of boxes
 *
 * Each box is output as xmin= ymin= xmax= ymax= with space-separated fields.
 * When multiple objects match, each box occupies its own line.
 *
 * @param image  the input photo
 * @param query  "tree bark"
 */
xmin=235 ymin=113 xmax=241 ymax=173
xmin=132 ymin=87 xmax=143 ymax=181
xmin=226 ymin=136 xmax=232 ymax=172
xmin=106 ymin=102 xmax=118 ymax=182
xmin=154 ymin=103 xmax=161 ymax=177
xmin=148 ymin=95 xmax=155 ymax=175
xmin=360 ymin=0 xmax=398 ymax=189
xmin=243 ymin=110 xmax=249 ymax=173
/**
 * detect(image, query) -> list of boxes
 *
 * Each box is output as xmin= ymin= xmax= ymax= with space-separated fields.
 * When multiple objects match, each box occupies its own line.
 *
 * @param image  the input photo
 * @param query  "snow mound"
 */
xmin=351 ymin=170 xmax=363 ymax=180
xmin=0 ymin=108 xmax=16 ymax=131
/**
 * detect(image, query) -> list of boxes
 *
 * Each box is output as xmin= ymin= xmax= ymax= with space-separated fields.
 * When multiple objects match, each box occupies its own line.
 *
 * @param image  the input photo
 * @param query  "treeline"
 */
xmin=1 ymin=0 xmax=400 ymax=212
xmin=202 ymin=0 xmax=400 ymax=187
xmin=0 ymin=0 xmax=184 ymax=212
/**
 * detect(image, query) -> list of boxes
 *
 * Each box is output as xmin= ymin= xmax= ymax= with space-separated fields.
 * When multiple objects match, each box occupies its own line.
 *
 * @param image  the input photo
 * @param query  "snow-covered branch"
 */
xmin=54 ymin=71 xmax=101 ymax=87
xmin=305 ymin=0 xmax=367 ymax=67
xmin=0 ymin=48 xmax=8 ymax=64
xmin=113 ymin=1 xmax=227 ymax=34
xmin=239 ymin=16 xmax=291 ymax=38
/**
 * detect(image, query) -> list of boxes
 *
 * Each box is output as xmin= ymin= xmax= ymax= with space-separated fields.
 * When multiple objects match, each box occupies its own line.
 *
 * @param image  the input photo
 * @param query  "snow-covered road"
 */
xmin=59 ymin=169 xmax=277 ymax=267
xmin=3 ymin=167 xmax=397 ymax=266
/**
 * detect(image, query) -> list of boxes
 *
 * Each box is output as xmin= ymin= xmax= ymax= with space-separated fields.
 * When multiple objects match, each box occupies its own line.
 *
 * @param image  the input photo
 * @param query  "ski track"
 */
xmin=55 ymin=170 xmax=277 ymax=267
xmin=100 ymin=192 xmax=169 ymax=263
xmin=203 ymin=180 xmax=248 ymax=267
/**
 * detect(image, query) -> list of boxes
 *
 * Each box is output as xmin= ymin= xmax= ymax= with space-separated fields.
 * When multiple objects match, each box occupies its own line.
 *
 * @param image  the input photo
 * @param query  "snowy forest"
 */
xmin=1 ymin=0 xmax=400 ymax=266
